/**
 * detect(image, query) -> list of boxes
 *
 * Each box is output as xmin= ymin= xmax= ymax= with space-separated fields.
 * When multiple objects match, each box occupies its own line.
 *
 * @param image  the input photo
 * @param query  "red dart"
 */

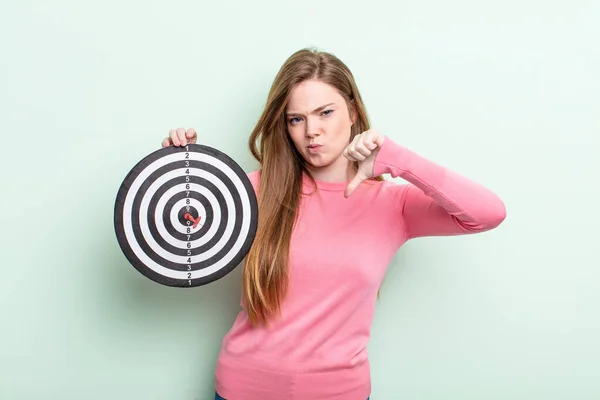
xmin=184 ymin=213 xmax=202 ymax=229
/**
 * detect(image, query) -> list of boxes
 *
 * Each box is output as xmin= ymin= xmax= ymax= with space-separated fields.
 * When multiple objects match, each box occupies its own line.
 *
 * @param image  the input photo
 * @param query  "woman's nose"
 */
xmin=305 ymin=118 xmax=321 ymax=137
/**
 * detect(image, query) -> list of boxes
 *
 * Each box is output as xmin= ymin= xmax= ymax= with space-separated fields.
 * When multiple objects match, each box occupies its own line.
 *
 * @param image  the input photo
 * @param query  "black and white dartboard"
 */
xmin=114 ymin=144 xmax=258 ymax=287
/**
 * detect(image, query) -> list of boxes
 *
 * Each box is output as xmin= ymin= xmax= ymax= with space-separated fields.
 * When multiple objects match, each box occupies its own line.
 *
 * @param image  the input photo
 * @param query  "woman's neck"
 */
xmin=306 ymin=157 xmax=355 ymax=183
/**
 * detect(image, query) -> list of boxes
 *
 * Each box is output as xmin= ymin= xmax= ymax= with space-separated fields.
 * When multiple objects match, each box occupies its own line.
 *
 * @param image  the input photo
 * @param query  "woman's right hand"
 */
xmin=161 ymin=128 xmax=198 ymax=147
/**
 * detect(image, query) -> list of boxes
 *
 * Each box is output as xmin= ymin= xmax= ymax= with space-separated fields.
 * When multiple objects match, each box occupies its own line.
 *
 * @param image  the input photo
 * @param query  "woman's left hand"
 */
xmin=343 ymin=129 xmax=386 ymax=198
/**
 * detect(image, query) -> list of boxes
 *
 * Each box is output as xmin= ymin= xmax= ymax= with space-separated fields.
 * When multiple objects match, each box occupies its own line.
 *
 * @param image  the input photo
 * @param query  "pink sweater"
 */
xmin=214 ymin=136 xmax=506 ymax=399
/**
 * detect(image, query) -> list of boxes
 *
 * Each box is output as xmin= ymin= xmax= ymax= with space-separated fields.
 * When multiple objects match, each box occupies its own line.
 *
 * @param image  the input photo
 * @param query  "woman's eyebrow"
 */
xmin=286 ymin=103 xmax=335 ymax=117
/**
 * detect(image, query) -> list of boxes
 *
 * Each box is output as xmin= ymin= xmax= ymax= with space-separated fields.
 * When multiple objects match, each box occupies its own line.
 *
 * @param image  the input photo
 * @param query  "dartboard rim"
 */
xmin=113 ymin=143 xmax=258 ymax=288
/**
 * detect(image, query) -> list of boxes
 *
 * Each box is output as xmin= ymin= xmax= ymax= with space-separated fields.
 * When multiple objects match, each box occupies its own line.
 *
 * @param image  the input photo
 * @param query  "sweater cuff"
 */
xmin=373 ymin=136 xmax=407 ymax=178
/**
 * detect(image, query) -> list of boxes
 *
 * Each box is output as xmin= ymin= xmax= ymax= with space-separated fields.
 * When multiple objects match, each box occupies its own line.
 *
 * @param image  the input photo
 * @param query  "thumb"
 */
xmin=344 ymin=173 xmax=366 ymax=198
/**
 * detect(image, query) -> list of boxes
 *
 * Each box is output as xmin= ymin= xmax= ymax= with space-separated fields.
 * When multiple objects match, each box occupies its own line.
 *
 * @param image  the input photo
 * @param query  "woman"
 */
xmin=161 ymin=48 xmax=506 ymax=400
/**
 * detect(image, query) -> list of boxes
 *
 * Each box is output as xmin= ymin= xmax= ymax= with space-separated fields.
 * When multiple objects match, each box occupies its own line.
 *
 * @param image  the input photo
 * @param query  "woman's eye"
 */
xmin=322 ymin=110 xmax=333 ymax=116
xmin=289 ymin=117 xmax=302 ymax=124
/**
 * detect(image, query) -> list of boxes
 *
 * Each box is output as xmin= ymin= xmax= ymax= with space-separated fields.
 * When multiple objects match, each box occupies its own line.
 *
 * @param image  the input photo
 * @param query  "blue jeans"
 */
xmin=215 ymin=393 xmax=369 ymax=399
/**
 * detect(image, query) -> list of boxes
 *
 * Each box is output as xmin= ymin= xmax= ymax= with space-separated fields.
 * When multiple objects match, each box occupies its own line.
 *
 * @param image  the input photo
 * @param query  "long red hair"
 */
xmin=243 ymin=48 xmax=380 ymax=326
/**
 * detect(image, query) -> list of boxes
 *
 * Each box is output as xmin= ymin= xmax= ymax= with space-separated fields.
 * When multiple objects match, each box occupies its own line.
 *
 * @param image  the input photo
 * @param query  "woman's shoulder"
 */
xmin=246 ymin=169 xmax=261 ymax=192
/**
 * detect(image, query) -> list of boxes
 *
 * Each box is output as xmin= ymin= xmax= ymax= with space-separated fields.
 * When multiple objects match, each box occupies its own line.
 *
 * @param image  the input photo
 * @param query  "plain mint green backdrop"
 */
xmin=1 ymin=0 xmax=599 ymax=399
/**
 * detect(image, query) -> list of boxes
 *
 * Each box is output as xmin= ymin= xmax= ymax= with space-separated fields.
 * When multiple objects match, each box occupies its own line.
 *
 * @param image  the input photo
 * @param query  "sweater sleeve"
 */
xmin=373 ymin=136 xmax=506 ymax=240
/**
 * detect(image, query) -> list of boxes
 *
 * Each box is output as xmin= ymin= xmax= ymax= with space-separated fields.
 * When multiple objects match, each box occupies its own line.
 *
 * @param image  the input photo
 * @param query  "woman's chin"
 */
xmin=304 ymin=155 xmax=329 ymax=168
xmin=304 ymin=154 xmax=345 ymax=171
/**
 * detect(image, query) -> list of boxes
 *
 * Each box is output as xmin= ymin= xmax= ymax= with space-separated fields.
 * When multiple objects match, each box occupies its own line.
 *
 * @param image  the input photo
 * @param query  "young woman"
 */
xmin=161 ymin=48 xmax=507 ymax=400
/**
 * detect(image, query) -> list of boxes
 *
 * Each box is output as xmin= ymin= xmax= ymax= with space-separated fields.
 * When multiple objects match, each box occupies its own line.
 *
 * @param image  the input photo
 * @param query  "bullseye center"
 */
xmin=178 ymin=206 xmax=200 ymax=228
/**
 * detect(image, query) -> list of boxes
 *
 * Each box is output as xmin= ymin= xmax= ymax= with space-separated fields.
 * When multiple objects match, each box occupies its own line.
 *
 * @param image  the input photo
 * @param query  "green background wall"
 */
xmin=2 ymin=1 xmax=598 ymax=399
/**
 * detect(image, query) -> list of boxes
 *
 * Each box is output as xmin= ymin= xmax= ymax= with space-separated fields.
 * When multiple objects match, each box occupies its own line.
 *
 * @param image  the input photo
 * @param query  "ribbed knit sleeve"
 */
xmin=373 ymin=137 xmax=506 ymax=239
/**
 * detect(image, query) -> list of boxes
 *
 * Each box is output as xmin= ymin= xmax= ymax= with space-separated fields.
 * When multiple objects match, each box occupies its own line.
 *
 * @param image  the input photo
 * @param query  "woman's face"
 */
xmin=286 ymin=79 xmax=355 ymax=178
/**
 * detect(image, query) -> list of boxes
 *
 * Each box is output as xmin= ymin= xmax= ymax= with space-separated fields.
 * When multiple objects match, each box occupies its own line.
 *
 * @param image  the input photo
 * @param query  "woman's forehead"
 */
xmin=287 ymin=80 xmax=344 ymax=110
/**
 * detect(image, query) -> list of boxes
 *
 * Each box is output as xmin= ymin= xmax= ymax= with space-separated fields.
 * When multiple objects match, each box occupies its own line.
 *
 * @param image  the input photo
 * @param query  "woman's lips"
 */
xmin=307 ymin=144 xmax=322 ymax=153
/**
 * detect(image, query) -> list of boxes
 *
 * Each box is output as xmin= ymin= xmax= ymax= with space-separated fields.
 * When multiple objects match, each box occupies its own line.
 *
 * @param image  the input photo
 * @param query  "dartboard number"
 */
xmin=187 ymin=259 xmax=192 ymax=285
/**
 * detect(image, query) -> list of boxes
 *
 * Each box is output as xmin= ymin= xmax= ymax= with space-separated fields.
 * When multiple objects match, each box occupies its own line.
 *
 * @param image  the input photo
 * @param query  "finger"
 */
xmin=161 ymin=137 xmax=171 ymax=148
xmin=186 ymin=128 xmax=197 ymax=143
xmin=347 ymin=146 xmax=366 ymax=161
xmin=342 ymin=146 xmax=349 ymax=159
xmin=362 ymin=131 xmax=381 ymax=150
xmin=350 ymin=132 xmax=372 ymax=156
xmin=169 ymin=129 xmax=180 ymax=146
xmin=369 ymin=130 xmax=385 ymax=147
xmin=176 ymin=128 xmax=187 ymax=146
xmin=364 ymin=138 xmax=378 ymax=151
xmin=344 ymin=173 xmax=365 ymax=198
xmin=354 ymin=140 xmax=372 ymax=157
xmin=343 ymin=145 xmax=355 ymax=161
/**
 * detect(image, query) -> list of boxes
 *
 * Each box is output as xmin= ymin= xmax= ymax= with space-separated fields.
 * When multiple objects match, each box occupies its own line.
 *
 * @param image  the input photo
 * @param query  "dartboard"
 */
xmin=114 ymin=144 xmax=258 ymax=287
